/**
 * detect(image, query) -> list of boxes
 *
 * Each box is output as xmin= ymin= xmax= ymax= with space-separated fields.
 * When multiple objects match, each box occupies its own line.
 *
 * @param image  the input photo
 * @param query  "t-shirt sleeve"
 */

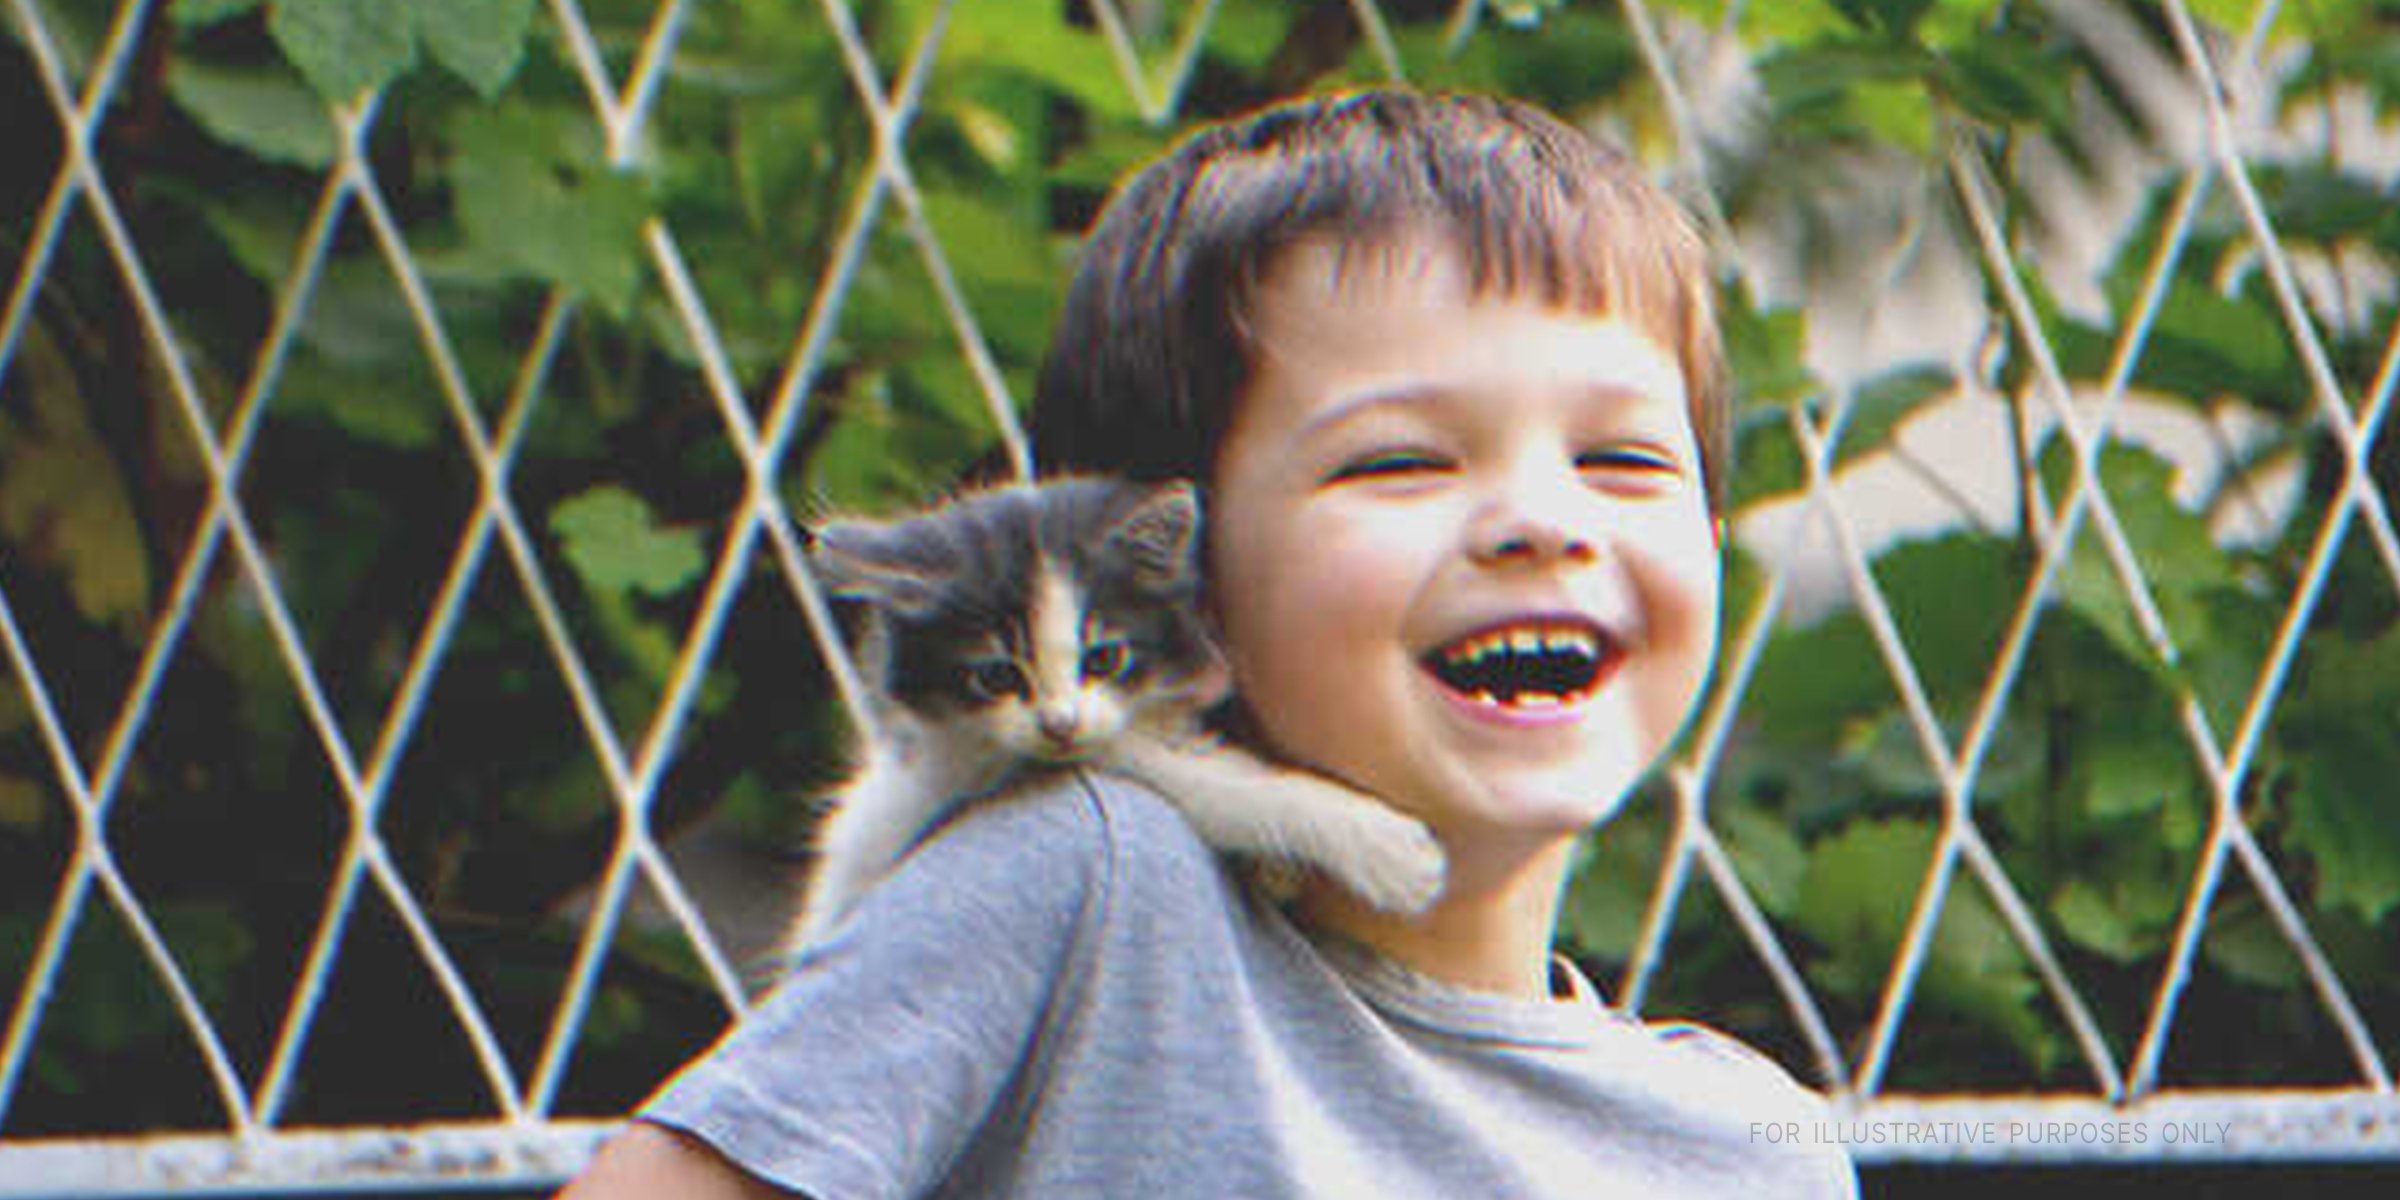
xmin=1649 ymin=1021 xmax=1859 ymax=1198
xmin=637 ymin=774 xmax=1113 ymax=1200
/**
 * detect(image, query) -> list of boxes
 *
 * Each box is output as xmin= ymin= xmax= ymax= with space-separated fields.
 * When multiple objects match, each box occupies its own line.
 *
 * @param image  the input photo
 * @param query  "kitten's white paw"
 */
xmin=1326 ymin=809 xmax=1446 ymax=914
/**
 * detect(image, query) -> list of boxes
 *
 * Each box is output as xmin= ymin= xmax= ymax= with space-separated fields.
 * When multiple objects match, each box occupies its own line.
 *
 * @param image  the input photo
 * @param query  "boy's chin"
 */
xmin=1450 ymin=777 xmax=1639 ymax=846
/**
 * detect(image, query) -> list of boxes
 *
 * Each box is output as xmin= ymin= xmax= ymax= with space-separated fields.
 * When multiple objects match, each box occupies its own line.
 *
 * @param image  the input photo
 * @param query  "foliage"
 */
xmin=2 ymin=0 xmax=2398 ymax=1129
xmin=1583 ymin=0 xmax=2400 ymax=1092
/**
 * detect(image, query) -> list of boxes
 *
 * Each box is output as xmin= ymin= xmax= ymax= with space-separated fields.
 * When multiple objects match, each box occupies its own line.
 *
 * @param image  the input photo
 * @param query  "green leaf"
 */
xmin=1846 ymin=78 xmax=1934 ymax=155
xmin=0 ymin=775 xmax=45 ymax=831
xmin=1830 ymin=0 xmax=1936 ymax=39
xmin=1208 ymin=0 xmax=1299 ymax=72
xmin=277 ymin=358 xmax=446 ymax=450
xmin=551 ymin=486 xmax=706 ymax=600
xmin=1942 ymin=40 xmax=2076 ymax=132
xmin=1561 ymin=802 xmax=1671 ymax=957
xmin=2184 ymin=0 xmax=2363 ymax=43
xmin=921 ymin=189 xmax=1052 ymax=290
xmin=1723 ymin=296 xmax=1815 ymax=411
xmin=799 ymin=378 xmax=944 ymax=512
xmin=1046 ymin=125 xmax=1177 ymax=190
xmin=1843 ymin=710 xmax=1945 ymax=797
xmin=2055 ymin=536 xmax=2158 ymax=683
xmin=2251 ymin=165 xmax=2393 ymax=242
xmin=1798 ymin=817 xmax=2058 ymax=1069
xmin=417 ymin=0 xmax=536 ymax=99
xmin=164 ymin=58 xmax=339 ymax=168
xmin=172 ymin=0 xmax=265 ymax=29
xmin=2052 ymin=445 xmax=2230 ymax=690
xmin=2129 ymin=279 xmax=2297 ymax=408
xmin=1719 ymin=803 xmax=1808 ymax=918
xmin=269 ymin=0 xmax=418 ymax=103
xmin=448 ymin=106 xmax=652 ymax=314
xmin=1797 ymin=817 xmax=1939 ymax=994
xmin=2052 ymin=878 xmax=2145 ymax=962
xmin=510 ymin=757 xmax=611 ymax=833
xmin=918 ymin=189 xmax=1060 ymax=360
xmin=1759 ymin=42 xmax=1931 ymax=142
xmin=1834 ymin=365 xmax=1950 ymax=467
xmin=272 ymin=256 xmax=450 ymax=448
xmin=1875 ymin=530 xmax=2022 ymax=709
xmin=0 ymin=323 xmax=152 ymax=627
xmin=9 ymin=0 xmax=104 ymax=81
xmin=192 ymin=190 xmax=305 ymax=284
xmin=947 ymin=1 xmax=1136 ymax=121
xmin=2201 ymin=900 xmax=2304 ymax=988
xmin=2283 ymin=629 xmax=2400 ymax=922
xmin=1919 ymin=0 xmax=2008 ymax=49
xmin=1510 ymin=19 xmax=1647 ymax=115
xmin=1729 ymin=408 xmax=1804 ymax=505
xmin=2314 ymin=31 xmax=2400 ymax=114
xmin=2055 ymin=823 xmax=2189 ymax=957
xmin=1746 ymin=609 xmax=1893 ymax=748
xmin=1728 ymin=0 xmax=1866 ymax=45
xmin=2081 ymin=730 xmax=2185 ymax=819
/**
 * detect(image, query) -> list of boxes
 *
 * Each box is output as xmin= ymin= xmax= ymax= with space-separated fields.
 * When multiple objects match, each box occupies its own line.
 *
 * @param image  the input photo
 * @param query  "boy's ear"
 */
xmin=1102 ymin=481 xmax=1201 ymax=589
xmin=805 ymin=519 xmax=950 ymax=618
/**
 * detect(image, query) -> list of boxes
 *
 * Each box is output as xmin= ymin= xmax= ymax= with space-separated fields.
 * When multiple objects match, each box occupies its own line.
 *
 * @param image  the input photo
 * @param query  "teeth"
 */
xmin=1439 ymin=622 xmax=1598 ymax=668
xmin=1428 ymin=620 xmax=1607 ymax=709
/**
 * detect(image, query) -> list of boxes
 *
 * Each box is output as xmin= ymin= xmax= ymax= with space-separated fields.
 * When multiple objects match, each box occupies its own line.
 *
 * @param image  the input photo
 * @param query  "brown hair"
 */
xmin=1031 ymin=88 xmax=1729 ymax=510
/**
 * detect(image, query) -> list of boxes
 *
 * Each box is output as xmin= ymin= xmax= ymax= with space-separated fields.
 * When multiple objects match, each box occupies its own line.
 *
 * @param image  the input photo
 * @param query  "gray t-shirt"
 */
xmin=642 ymin=771 xmax=1856 ymax=1199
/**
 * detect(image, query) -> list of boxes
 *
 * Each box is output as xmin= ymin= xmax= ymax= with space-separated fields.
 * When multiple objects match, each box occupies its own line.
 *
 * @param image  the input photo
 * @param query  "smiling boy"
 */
xmin=1203 ymin=236 xmax=1722 ymax=999
xmin=560 ymin=89 xmax=1855 ymax=1199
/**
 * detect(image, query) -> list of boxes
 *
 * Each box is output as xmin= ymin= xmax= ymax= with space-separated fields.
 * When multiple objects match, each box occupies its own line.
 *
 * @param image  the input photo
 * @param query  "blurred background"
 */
xmin=3 ymin=0 xmax=2399 ymax=1195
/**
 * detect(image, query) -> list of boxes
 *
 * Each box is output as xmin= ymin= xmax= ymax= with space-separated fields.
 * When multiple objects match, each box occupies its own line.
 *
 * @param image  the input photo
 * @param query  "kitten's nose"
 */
xmin=1038 ymin=708 xmax=1081 ymax=745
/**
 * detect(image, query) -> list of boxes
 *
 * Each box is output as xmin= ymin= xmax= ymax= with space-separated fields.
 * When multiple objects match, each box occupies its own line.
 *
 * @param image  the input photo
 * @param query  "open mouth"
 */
xmin=1421 ymin=619 xmax=1610 ymax=709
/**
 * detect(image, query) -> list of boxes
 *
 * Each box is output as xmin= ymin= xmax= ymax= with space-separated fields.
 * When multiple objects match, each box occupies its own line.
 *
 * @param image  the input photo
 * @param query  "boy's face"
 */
xmin=1207 ymin=237 xmax=1720 ymax=867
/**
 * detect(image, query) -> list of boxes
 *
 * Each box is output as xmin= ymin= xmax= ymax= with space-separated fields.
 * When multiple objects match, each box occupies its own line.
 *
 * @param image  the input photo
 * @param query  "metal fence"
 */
xmin=3 ymin=0 xmax=2399 ymax=1193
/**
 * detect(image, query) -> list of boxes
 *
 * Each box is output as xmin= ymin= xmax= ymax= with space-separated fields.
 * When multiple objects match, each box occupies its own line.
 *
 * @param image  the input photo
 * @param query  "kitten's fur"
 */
xmin=789 ymin=477 xmax=1445 ymax=949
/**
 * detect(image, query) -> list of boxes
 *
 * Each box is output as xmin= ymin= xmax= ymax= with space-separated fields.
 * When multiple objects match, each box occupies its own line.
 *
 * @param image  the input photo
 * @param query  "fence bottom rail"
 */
xmin=4 ymin=1093 xmax=2400 ymax=1193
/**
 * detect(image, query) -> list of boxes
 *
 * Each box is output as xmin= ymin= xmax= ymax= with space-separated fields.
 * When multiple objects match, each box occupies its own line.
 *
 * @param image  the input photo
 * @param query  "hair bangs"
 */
xmin=1033 ymin=90 xmax=1728 ymax=510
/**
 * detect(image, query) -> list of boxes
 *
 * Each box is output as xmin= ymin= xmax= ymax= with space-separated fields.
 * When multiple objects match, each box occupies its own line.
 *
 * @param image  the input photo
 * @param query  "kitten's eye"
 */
xmin=963 ymin=658 xmax=1029 ymax=700
xmin=1079 ymin=640 xmax=1133 ymax=683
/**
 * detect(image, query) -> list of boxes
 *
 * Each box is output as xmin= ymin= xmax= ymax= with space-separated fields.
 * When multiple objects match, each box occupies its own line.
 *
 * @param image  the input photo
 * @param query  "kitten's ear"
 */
xmin=1102 ymin=481 xmax=1201 ymax=589
xmin=805 ymin=519 xmax=947 ymax=617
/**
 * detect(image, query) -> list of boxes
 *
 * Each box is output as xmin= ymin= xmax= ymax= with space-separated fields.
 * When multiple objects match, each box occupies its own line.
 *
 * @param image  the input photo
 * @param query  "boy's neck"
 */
xmin=1294 ymin=836 xmax=1578 ymax=1001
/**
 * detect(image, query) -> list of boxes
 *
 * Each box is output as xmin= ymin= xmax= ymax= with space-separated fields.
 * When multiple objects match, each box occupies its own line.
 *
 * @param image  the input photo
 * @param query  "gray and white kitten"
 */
xmin=789 ymin=477 xmax=1445 ymax=949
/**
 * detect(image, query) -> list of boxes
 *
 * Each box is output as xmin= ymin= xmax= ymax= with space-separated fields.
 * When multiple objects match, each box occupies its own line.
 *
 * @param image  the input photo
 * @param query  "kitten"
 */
xmin=788 ymin=476 xmax=1446 ymax=949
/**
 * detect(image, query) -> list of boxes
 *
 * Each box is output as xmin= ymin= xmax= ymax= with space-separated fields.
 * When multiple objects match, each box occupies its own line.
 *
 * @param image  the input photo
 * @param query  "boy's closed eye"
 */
xmin=1326 ymin=450 xmax=1450 ymax=484
xmin=1326 ymin=446 xmax=1686 ymax=488
xmin=1577 ymin=444 xmax=1684 ymax=477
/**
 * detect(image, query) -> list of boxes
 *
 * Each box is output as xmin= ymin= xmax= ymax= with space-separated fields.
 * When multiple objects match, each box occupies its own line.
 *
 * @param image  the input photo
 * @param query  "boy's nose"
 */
xmin=1467 ymin=490 xmax=1596 ymax=565
xmin=1471 ymin=519 xmax=1594 ymax=564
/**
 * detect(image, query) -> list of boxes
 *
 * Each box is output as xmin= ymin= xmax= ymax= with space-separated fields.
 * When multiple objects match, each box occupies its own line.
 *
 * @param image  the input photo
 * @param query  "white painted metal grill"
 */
xmin=2 ymin=0 xmax=2397 ymax=1192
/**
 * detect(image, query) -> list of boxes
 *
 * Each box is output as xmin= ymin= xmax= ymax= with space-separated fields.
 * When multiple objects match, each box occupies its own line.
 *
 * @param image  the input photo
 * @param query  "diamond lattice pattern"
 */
xmin=1 ymin=0 xmax=2397 ymax=1187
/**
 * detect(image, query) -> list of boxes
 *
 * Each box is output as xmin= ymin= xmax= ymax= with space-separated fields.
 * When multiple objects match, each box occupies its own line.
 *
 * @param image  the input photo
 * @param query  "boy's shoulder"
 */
xmin=1590 ymin=1014 xmax=1856 ymax=1195
xmin=1619 ymin=1013 xmax=1842 ymax=1131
